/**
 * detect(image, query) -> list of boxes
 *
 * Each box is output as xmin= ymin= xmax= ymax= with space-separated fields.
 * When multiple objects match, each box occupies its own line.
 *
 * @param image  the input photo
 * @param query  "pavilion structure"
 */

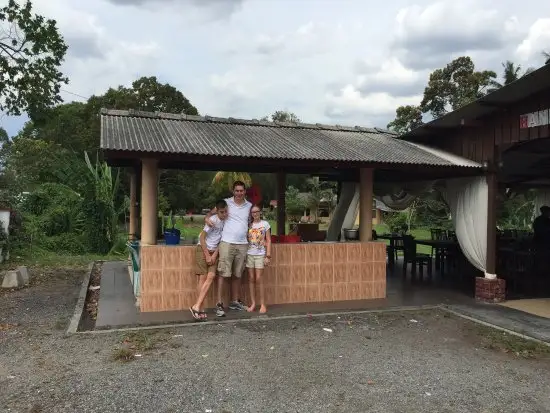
xmin=101 ymin=109 xmax=482 ymax=312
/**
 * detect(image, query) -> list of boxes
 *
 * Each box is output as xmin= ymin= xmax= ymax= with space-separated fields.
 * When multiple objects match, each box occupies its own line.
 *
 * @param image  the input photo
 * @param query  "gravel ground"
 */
xmin=1 ymin=267 xmax=550 ymax=413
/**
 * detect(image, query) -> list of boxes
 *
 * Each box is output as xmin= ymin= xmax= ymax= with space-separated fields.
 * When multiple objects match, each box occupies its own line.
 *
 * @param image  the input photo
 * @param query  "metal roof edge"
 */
xmin=100 ymin=108 xmax=395 ymax=135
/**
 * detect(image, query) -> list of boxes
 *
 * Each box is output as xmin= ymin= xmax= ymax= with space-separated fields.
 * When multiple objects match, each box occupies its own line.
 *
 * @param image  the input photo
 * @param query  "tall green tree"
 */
xmin=261 ymin=110 xmax=301 ymax=123
xmin=387 ymin=56 xmax=497 ymax=133
xmin=386 ymin=105 xmax=423 ymax=135
xmin=487 ymin=60 xmax=535 ymax=93
xmin=420 ymin=56 xmax=497 ymax=119
xmin=0 ymin=0 xmax=68 ymax=115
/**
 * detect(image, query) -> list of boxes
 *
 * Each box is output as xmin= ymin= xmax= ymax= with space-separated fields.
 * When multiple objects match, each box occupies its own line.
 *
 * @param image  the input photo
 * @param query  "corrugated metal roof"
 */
xmin=402 ymin=63 xmax=550 ymax=139
xmin=100 ymin=109 xmax=481 ymax=168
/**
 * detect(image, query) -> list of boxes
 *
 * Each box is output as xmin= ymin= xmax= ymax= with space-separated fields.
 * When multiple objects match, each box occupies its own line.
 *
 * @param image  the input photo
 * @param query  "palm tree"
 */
xmin=211 ymin=171 xmax=252 ymax=192
xmin=543 ymin=50 xmax=550 ymax=65
xmin=487 ymin=61 xmax=535 ymax=92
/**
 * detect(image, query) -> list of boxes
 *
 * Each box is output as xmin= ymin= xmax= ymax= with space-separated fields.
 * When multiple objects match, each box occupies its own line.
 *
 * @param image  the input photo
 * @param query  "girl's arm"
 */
xmin=265 ymin=228 xmax=272 ymax=263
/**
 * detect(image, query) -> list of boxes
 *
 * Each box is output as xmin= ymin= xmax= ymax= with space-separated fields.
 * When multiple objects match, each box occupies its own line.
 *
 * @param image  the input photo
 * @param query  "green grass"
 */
xmin=374 ymin=224 xmax=432 ymax=254
xmin=0 ymin=247 xmax=124 ymax=270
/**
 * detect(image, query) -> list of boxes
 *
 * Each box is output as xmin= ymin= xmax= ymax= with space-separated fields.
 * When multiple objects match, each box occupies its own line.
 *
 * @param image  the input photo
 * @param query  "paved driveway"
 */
xmin=1 ymin=268 xmax=550 ymax=412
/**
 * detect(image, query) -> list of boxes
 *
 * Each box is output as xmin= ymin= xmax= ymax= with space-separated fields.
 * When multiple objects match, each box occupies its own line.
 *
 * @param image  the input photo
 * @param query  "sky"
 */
xmin=1 ymin=0 xmax=550 ymax=137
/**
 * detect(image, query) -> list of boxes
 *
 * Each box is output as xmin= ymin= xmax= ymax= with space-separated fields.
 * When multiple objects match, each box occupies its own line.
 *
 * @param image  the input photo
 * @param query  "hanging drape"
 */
xmin=439 ymin=176 xmax=493 ymax=278
xmin=374 ymin=181 xmax=435 ymax=211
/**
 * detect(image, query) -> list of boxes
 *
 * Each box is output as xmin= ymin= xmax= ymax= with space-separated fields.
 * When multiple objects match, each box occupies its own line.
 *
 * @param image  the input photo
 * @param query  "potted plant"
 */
xmin=163 ymin=211 xmax=181 ymax=245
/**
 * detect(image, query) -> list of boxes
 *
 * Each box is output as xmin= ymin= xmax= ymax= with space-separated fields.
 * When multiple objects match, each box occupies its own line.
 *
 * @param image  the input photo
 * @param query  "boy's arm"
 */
xmin=211 ymin=245 xmax=220 ymax=260
xmin=199 ymin=231 xmax=211 ymax=262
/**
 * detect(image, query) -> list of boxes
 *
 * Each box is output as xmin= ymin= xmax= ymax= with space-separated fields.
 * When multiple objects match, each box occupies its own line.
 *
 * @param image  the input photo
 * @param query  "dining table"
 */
xmin=414 ymin=239 xmax=459 ymax=273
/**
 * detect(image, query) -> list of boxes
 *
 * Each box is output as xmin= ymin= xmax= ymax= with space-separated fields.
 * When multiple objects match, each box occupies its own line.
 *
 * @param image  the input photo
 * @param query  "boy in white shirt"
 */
xmin=190 ymin=199 xmax=227 ymax=321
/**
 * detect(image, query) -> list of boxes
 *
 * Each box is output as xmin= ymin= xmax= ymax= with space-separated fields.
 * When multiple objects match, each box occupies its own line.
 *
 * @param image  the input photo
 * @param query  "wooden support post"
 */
xmin=276 ymin=172 xmax=286 ymax=236
xmin=135 ymin=165 xmax=142 ymax=239
xmin=129 ymin=170 xmax=137 ymax=241
xmin=141 ymin=159 xmax=158 ymax=245
xmin=359 ymin=168 xmax=373 ymax=242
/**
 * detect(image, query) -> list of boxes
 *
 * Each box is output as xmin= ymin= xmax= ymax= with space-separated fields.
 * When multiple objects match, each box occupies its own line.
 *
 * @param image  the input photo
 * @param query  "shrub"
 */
xmin=384 ymin=212 xmax=409 ymax=233
xmin=41 ymin=233 xmax=87 ymax=254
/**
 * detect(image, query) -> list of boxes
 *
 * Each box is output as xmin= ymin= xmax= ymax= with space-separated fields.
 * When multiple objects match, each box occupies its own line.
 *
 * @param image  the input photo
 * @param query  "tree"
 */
xmin=543 ymin=51 xmax=550 ymax=65
xmin=420 ymin=56 xmax=497 ymax=119
xmin=387 ymin=56 xmax=497 ymax=133
xmin=487 ymin=60 xmax=535 ymax=93
xmin=305 ymin=177 xmax=336 ymax=221
xmin=386 ymin=105 xmax=423 ymax=134
xmin=211 ymin=171 xmax=252 ymax=193
xmin=0 ymin=0 xmax=68 ymax=116
xmin=86 ymin=76 xmax=199 ymax=116
xmin=261 ymin=110 xmax=301 ymax=123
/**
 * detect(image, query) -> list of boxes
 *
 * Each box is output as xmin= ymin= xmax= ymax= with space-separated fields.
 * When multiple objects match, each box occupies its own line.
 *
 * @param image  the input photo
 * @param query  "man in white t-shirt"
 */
xmin=205 ymin=181 xmax=252 ymax=315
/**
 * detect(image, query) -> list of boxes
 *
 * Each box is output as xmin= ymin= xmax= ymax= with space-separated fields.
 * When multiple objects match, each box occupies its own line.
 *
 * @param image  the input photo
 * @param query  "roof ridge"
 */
xmin=99 ymin=108 xmax=397 ymax=135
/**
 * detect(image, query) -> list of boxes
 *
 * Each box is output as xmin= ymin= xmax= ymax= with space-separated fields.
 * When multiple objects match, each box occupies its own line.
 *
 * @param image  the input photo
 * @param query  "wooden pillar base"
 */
xmin=475 ymin=277 xmax=506 ymax=303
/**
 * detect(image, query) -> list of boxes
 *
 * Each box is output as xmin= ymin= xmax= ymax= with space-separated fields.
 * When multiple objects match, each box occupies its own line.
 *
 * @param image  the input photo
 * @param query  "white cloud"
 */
xmin=515 ymin=18 xmax=550 ymax=61
xmin=2 ymin=0 xmax=550 ymax=138
xmin=391 ymin=0 xmax=523 ymax=69
xmin=325 ymin=85 xmax=422 ymax=119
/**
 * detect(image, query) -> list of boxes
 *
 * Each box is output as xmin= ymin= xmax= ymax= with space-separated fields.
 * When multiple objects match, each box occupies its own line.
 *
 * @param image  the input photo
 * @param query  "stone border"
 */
xmin=77 ymin=304 xmax=440 ymax=335
xmin=66 ymin=262 xmax=95 ymax=335
xmin=440 ymin=306 xmax=550 ymax=348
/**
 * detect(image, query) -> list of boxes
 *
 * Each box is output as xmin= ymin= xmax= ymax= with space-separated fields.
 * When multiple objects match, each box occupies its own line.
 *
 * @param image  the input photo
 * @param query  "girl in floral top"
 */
xmin=245 ymin=205 xmax=272 ymax=313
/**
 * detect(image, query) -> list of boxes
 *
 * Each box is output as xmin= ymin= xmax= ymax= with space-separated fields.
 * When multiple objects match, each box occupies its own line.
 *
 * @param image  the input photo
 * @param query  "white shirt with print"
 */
xmin=221 ymin=197 xmax=252 ymax=244
xmin=247 ymin=220 xmax=271 ymax=256
xmin=198 ymin=215 xmax=224 ymax=250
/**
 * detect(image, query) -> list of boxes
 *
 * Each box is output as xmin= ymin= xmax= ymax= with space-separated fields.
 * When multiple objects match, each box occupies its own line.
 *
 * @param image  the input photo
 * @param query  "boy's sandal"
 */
xmin=189 ymin=307 xmax=202 ymax=321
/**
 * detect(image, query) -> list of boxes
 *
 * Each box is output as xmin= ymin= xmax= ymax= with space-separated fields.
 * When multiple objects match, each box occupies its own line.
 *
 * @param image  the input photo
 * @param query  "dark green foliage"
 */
xmin=0 ymin=0 xmax=68 ymax=116
xmin=384 ymin=212 xmax=409 ymax=233
xmin=81 ymin=200 xmax=114 ymax=254
xmin=42 ymin=233 xmax=86 ymax=255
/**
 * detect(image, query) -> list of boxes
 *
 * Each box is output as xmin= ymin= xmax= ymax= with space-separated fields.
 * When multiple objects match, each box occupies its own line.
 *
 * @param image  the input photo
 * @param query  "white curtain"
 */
xmin=534 ymin=189 xmax=550 ymax=216
xmin=439 ymin=176 xmax=493 ymax=278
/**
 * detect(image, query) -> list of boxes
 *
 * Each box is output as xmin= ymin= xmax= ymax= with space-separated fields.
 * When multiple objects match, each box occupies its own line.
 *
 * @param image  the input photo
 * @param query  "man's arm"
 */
xmin=204 ymin=207 xmax=217 ymax=227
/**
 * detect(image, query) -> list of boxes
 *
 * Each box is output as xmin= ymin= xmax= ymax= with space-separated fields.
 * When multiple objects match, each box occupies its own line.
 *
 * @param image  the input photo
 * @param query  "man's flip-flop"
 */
xmin=189 ymin=307 xmax=202 ymax=321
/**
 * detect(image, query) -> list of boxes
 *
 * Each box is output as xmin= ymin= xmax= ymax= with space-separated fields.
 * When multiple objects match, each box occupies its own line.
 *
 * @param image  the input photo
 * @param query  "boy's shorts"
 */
xmin=195 ymin=245 xmax=218 ymax=275
xmin=217 ymin=241 xmax=247 ymax=278
xmin=246 ymin=254 xmax=265 ymax=269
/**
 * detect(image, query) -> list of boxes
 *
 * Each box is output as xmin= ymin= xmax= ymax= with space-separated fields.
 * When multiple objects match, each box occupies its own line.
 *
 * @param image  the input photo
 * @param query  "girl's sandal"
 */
xmin=189 ymin=307 xmax=202 ymax=321
xmin=199 ymin=311 xmax=208 ymax=322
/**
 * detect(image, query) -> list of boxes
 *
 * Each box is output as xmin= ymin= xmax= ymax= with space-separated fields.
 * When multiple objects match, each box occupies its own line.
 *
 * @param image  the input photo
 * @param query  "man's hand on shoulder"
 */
xmin=204 ymin=208 xmax=217 ymax=227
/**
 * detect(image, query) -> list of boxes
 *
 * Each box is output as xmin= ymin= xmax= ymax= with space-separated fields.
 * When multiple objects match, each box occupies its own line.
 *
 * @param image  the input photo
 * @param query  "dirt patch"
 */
xmin=78 ymin=262 xmax=102 ymax=331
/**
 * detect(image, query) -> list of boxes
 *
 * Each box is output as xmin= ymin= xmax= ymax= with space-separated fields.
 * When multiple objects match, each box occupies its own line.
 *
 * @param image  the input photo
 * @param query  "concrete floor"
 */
xmin=95 ymin=260 xmax=473 ymax=329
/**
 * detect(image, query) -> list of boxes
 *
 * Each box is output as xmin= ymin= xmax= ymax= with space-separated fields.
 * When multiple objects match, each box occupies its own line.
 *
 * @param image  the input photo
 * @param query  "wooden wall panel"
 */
xmin=422 ymin=86 xmax=550 ymax=160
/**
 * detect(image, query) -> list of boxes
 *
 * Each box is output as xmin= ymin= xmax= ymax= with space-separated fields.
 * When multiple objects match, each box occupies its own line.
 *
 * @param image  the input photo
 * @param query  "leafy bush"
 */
xmin=384 ymin=212 xmax=409 ymax=233
xmin=263 ymin=209 xmax=276 ymax=221
xmin=41 ymin=234 xmax=87 ymax=254
xmin=21 ymin=183 xmax=83 ymax=236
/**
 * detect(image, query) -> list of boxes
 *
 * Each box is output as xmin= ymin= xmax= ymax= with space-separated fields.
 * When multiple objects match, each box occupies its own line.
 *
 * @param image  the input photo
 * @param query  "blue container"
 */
xmin=164 ymin=229 xmax=181 ymax=245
